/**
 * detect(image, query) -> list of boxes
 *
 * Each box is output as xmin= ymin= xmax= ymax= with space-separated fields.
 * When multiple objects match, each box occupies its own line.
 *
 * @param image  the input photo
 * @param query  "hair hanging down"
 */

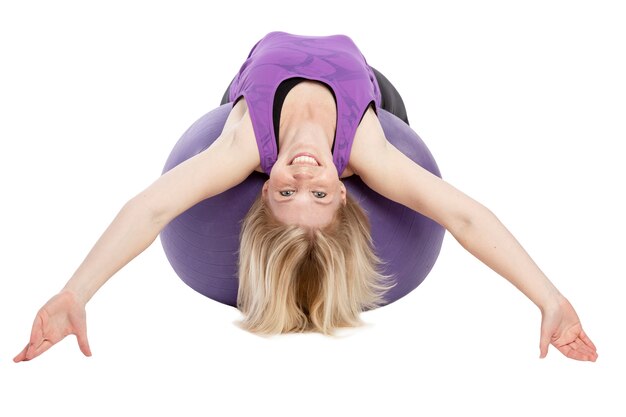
xmin=237 ymin=193 xmax=394 ymax=335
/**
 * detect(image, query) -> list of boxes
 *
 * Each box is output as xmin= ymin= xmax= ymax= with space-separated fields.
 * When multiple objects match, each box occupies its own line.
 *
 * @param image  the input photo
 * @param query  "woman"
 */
xmin=14 ymin=32 xmax=597 ymax=362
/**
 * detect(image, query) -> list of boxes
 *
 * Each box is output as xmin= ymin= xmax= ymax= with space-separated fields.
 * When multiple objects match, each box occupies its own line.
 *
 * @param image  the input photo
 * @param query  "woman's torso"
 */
xmin=227 ymin=31 xmax=381 ymax=177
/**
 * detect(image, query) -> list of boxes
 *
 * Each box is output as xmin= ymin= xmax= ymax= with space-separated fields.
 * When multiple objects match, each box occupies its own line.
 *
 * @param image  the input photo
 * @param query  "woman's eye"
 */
xmin=279 ymin=190 xmax=295 ymax=197
xmin=312 ymin=191 xmax=327 ymax=198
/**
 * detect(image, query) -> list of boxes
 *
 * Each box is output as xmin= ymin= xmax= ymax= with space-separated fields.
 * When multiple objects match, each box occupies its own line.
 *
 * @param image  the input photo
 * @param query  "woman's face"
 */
xmin=263 ymin=149 xmax=346 ymax=228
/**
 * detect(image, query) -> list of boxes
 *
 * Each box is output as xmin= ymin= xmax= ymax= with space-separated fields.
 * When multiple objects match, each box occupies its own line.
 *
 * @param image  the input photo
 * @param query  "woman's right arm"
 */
xmin=64 ymin=104 xmax=259 ymax=306
xmin=14 ymin=102 xmax=259 ymax=362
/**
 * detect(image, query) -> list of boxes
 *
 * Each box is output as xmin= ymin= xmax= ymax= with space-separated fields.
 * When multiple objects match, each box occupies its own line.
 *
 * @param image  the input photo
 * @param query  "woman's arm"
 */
xmin=349 ymin=109 xmax=597 ymax=361
xmin=15 ymin=103 xmax=259 ymax=361
xmin=65 ymin=106 xmax=259 ymax=305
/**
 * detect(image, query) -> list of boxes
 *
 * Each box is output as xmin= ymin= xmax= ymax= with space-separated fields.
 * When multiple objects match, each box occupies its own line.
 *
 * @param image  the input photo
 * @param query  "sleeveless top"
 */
xmin=228 ymin=31 xmax=382 ymax=175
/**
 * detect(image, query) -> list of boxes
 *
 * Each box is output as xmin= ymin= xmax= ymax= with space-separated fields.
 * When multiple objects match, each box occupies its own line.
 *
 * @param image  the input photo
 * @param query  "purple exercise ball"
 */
xmin=160 ymin=104 xmax=444 ymax=307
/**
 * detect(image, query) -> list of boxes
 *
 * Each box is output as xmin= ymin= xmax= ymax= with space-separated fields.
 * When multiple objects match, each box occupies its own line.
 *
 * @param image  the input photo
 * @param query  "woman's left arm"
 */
xmin=350 ymin=109 xmax=597 ymax=361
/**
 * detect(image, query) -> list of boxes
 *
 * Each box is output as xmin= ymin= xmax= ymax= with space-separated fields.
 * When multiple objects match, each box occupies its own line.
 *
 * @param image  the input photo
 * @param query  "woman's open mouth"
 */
xmin=289 ymin=153 xmax=320 ymax=166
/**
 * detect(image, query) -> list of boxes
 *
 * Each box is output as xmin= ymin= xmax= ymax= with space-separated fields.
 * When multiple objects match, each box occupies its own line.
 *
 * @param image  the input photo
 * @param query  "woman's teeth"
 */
xmin=291 ymin=156 xmax=319 ymax=166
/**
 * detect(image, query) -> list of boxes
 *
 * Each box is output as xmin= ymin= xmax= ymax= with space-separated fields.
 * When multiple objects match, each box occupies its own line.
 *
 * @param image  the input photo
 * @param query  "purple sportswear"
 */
xmin=228 ymin=31 xmax=383 ymax=176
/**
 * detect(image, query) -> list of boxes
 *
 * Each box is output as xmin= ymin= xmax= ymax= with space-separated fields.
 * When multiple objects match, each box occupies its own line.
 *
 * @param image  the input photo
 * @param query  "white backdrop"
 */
xmin=1 ymin=1 xmax=624 ymax=416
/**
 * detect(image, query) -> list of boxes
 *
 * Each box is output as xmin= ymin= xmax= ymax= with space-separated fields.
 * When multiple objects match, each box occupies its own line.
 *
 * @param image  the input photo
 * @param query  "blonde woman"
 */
xmin=15 ymin=32 xmax=597 ymax=362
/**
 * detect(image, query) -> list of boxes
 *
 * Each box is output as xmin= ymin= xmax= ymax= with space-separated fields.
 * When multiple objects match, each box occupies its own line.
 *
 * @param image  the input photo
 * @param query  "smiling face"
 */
xmin=263 ymin=151 xmax=346 ymax=228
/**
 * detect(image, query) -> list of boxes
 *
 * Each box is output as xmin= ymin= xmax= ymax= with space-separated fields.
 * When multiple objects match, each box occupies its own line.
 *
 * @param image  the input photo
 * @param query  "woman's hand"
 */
xmin=539 ymin=295 xmax=597 ymax=361
xmin=14 ymin=290 xmax=91 ymax=362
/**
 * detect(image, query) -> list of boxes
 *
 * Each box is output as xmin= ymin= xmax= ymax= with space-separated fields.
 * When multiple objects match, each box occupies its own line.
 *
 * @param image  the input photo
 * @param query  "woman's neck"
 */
xmin=280 ymin=121 xmax=333 ymax=152
xmin=278 ymin=81 xmax=336 ymax=151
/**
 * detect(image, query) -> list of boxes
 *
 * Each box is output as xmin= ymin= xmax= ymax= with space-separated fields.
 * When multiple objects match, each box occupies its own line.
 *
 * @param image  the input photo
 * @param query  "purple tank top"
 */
xmin=228 ymin=32 xmax=382 ymax=175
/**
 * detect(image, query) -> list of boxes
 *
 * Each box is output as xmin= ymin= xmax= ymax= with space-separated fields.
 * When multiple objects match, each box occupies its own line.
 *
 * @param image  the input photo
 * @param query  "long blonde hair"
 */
xmin=237 ymin=193 xmax=393 ymax=335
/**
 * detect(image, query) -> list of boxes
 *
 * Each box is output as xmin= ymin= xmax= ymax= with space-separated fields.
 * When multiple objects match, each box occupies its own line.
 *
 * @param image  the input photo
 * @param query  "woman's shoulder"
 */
xmin=346 ymin=108 xmax=388 ymax=177
xmin=222 ymin=99 xmax=263 ymax=173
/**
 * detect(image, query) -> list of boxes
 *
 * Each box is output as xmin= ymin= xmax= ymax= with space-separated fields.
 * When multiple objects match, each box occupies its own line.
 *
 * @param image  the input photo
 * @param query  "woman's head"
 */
xmin=263 ymin=112 xmax=348 ymax=225
xmin=263 ymin=149 xmax=346 ymax=228
xmin=237 ymin=193 xmax=394 ymax=335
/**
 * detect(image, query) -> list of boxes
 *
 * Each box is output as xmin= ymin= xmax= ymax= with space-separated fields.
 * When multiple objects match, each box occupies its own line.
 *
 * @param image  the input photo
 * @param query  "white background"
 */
xmin=1 ymin=1 xmax=624 ymax=415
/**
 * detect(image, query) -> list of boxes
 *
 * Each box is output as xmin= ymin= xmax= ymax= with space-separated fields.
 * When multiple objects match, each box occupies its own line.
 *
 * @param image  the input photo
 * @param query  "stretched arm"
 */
xmin=15 ymin=103 xmax=260 ymax=362
xmin=350 ymin=109 xmax=597 ymax=361
xmin=63 ymin=107 xmax=259 ymax=305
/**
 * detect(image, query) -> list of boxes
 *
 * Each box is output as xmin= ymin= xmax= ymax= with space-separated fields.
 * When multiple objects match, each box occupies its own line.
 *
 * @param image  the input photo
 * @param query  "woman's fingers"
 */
xmin=539 ymin=331 xmax=551 ymax=358
xmin=14 ymin=333 xmax=91 ymax=362
xmin=13 ymin=344 xmax=30 ymax=362
xmin=13 ymin=338 xmax=56 ymax=362
xmin=579 ymin=330 xmax=597 ymax=351
xmin=25 ymin=339 xmax=56 ymax=361
xmin=556 ymin=336 xmax=598 ymax=362
xmin=14 ymin=314 xmax=45 ymax=362
xmin=539 ymin=315 xmax=557 ymax=359
xmin=76 ymin=328 xmax=92 ymax=357
xmin=25 ymin=315 xmax=58 ymax=360
xmin=28 ymin=314 xmax=45 ymax=346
